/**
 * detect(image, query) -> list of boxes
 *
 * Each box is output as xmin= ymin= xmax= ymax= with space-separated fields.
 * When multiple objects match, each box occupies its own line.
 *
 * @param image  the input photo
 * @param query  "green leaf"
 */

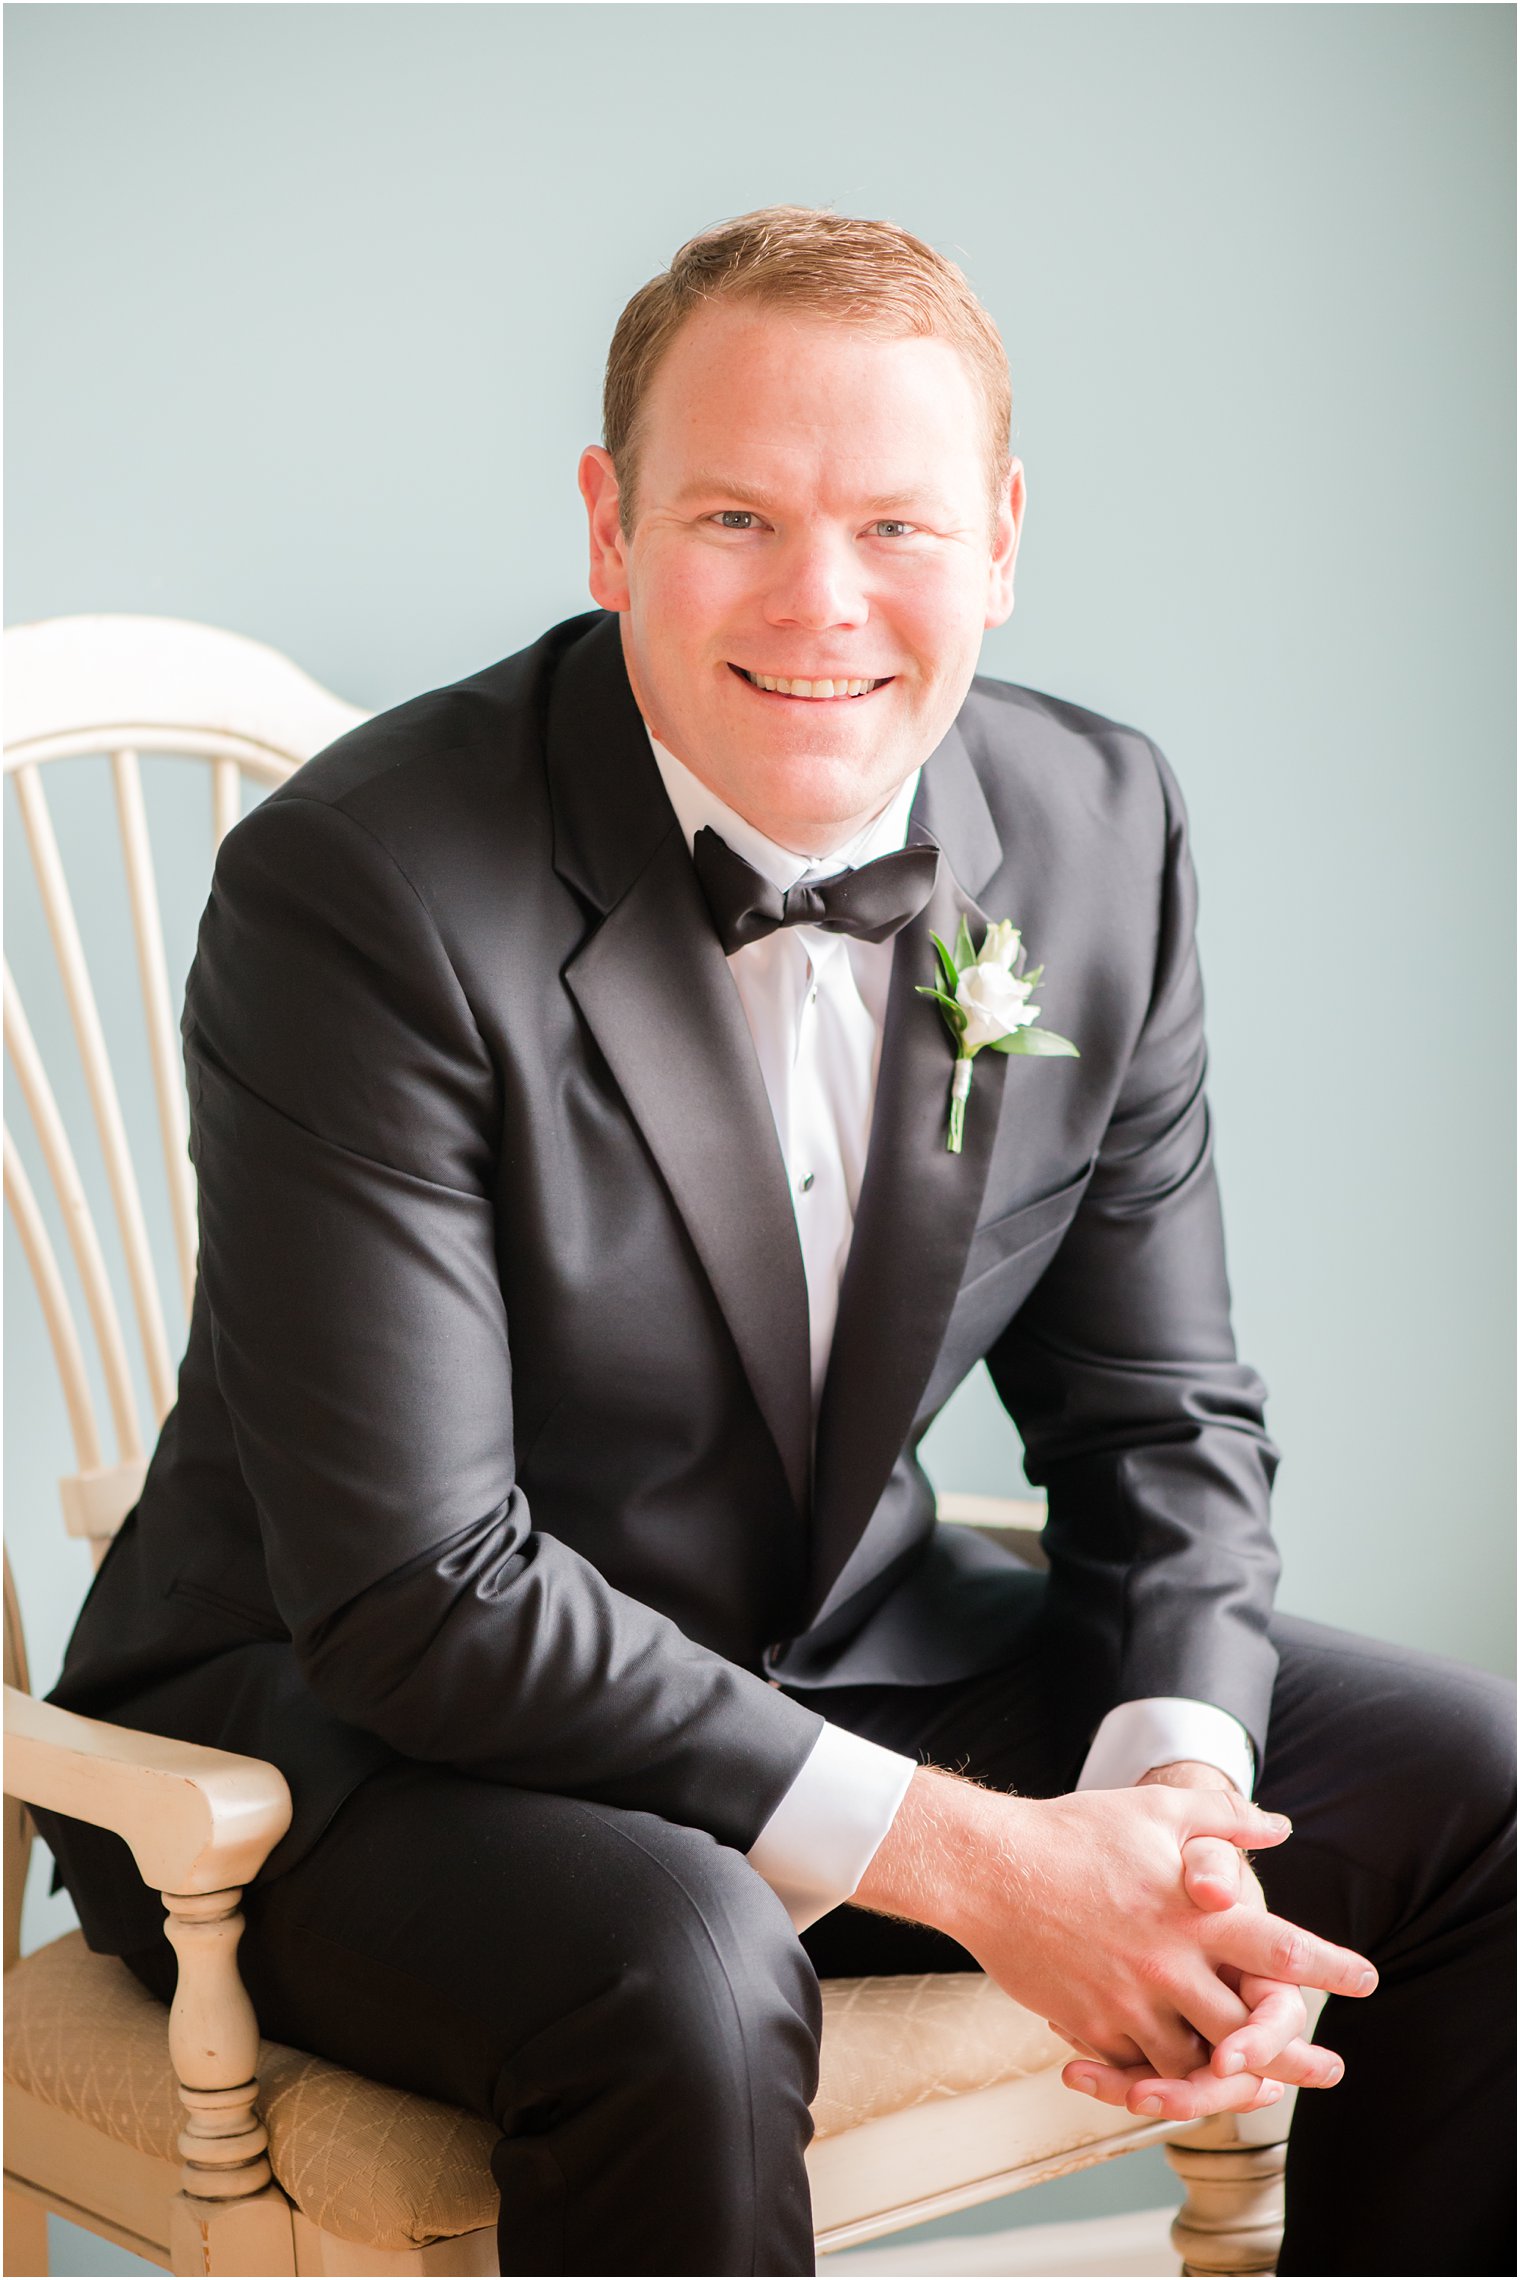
xmin=954 ymin=915 xmax=977 ymax=972
xmin=1020 ymin=964 xmax=1044 ymax=989
xmin=929 ymin=933 xmax=960 ymax=991
xmin=915 ymin=985 xmax=968 ymax=1031
xmin=991 ymin=1027 xmax=1080 ymax=1057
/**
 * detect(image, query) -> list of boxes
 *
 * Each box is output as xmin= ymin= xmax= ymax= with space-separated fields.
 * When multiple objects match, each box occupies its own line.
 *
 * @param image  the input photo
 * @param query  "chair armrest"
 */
xmin=3 ymin=1682 xmax=291 ymax=1894
xmin=935 ymin=1491 xmax=1049 ymax=1573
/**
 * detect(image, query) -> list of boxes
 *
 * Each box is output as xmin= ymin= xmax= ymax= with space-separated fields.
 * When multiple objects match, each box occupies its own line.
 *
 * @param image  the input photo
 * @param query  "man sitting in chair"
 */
xmin=39 ymin=207 xmax=1513 ymax=2277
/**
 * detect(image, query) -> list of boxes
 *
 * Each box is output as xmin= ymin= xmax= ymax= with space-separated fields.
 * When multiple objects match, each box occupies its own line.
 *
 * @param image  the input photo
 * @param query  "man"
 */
xmin=40 ymin=208 xmax=1512 ymax=2277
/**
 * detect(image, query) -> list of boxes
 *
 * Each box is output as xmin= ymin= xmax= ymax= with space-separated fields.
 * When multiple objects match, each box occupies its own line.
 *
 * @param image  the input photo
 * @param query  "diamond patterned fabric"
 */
xmin=814 ymin=1969 xmax=1070 ymax=2130
xmin=4 ymin=1932 xmax=1074 ymax=2249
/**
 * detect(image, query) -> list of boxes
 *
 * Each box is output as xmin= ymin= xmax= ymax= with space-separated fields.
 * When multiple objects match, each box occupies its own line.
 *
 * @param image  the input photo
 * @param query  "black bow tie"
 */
xmin=691 ymin=826 xmax=939 ymax=957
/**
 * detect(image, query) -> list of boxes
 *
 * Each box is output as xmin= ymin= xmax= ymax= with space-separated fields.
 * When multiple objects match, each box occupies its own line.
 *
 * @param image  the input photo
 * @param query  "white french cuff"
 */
xmin=1076 ymin=1697 xmax=1257 ymax=1799
xmin=747 ymin=1722 xmax=918 ymax=1933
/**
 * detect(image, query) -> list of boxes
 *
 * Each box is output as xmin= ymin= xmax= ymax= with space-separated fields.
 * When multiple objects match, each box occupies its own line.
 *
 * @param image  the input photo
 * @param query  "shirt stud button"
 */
xmin=798 ymin=1172 xmax=815 ymax=1194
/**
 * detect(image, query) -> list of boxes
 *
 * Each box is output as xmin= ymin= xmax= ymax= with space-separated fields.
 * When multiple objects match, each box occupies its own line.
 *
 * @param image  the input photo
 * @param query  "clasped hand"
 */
xmin=937 ymin=1775 xmax=1375 ymax=2128
xmin=1049 ymin=1761 xmax=1353 ymax=2124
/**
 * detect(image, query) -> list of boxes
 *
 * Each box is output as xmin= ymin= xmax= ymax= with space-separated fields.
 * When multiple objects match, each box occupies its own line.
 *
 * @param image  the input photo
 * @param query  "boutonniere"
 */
xmin=917 ymin=918 xmax=1079 ymax=1153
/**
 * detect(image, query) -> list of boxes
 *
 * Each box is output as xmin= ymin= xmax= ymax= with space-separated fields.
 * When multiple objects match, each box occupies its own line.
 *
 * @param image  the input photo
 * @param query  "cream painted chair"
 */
xmin=3 ymin=615 xmax=1295 ymax=2278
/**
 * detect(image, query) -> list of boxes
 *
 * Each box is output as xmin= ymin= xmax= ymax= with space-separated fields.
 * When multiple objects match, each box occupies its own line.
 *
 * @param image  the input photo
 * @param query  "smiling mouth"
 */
xmin=730 ymin=665 xmax=891 ymax=700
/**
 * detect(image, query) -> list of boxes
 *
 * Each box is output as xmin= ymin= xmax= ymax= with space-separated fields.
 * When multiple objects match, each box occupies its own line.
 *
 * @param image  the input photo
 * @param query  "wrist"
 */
xmin=852 ymin=1764 xmax=1016 ymax=1941
xmin=1136 ymin=1759 xmax=1239 ymax=1793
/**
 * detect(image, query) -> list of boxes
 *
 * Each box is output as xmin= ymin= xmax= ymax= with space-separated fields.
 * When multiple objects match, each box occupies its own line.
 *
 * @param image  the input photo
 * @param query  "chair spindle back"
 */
xmin=4 ymin=616 xmax=366 ymax=1572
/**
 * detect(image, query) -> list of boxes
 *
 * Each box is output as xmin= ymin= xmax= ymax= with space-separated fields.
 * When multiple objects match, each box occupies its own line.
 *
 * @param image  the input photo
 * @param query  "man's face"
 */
xmin=580 ymin=303 xmax=1024 ymax=854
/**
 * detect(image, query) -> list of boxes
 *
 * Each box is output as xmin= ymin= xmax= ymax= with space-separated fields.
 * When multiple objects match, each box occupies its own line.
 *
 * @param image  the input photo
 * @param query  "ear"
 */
xmin=579 ymin=446 xmax=632 ymax=611
xmin=984 ymin=459 xmax=1026 ymax=630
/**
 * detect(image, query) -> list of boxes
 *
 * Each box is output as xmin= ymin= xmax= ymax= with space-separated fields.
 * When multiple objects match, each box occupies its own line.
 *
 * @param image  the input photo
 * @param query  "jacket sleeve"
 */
xmin=183 ymin=787 xmax=824 ymax=1854
xmin=984 ymin=743 xmax=1282 ymax=1766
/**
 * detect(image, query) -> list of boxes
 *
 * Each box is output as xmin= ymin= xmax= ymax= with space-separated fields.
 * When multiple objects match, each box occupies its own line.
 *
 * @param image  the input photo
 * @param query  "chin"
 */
xmin=744 ymin=753 xmax=904 ymax=836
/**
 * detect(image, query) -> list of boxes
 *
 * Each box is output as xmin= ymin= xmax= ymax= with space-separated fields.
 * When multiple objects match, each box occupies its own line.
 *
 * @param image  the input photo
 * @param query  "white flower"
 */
xmin=955 ymin=959 xmax=1039 ymax=1053
xmin=979 ymin=920 xmax=1023 ymax=972
xmin=918 ymin=914 xmax=1077 ymax=1152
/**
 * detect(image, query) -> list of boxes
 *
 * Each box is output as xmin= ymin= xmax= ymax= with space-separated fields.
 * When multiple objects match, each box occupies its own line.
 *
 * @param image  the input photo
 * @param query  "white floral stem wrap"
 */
xmin=948 ymin=1055 xmax=974 ymax=1153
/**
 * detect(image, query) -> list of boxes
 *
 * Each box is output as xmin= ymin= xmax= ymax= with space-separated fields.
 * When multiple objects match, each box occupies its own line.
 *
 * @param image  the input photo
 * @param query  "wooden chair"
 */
xmin=3 ymin=614 xmax=1297 ymax=2277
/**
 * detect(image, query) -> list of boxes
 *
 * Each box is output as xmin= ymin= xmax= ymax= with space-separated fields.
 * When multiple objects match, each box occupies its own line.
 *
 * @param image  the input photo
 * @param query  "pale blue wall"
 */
xmin=5 ymin=5 xmax=1513 ymax=2262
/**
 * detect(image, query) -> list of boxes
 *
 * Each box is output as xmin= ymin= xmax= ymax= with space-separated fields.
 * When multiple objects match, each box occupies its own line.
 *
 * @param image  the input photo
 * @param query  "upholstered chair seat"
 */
xmin=6 ymin=1927 xmax=1181 ymax=2263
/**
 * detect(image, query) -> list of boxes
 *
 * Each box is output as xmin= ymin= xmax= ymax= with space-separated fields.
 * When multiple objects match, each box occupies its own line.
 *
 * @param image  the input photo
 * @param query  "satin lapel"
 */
xmin=550 ymin=617 xmax=812 ymax=1519
xmin=805 ymin=725 xmax=1009 ymax=1626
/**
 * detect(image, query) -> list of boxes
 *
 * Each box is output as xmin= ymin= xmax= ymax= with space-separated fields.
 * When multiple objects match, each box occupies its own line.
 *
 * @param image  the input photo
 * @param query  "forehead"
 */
xmin=637 ymin=303 xmax=987 ymax=493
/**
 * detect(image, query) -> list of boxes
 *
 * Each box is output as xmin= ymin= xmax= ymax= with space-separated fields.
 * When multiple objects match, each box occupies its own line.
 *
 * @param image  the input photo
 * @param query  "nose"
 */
xmin=763 ymin=529 xmax=869 ymax=633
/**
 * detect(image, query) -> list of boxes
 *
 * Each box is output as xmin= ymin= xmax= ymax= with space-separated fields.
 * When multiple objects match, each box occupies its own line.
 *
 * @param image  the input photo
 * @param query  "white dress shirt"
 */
xmin=648 ymin=733 xmax=1254 ymax=1933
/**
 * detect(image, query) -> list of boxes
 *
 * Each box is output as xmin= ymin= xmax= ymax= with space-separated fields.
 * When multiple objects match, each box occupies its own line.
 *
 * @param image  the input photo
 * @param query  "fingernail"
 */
xmin=1137 ymin=2095 xmax=1164 ymax=2116
xmin=1218 ymin=2050 xmax=1245 ymax=2075
xmin=1356 ymin=1969 xmax=1377 ymax=1993
xmin=1069 ymin=2069 xmax=1097 ymax=2094
xmin=1326 ymin=2060 xmax=1344 ymax=2085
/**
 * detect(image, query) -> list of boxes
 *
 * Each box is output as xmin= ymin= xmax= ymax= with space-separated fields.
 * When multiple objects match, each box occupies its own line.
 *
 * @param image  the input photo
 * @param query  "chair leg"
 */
xmin=1165 ymin=2123 xmax=1288 ymax=2276
xmin=169 ymin=2184 xmax=296 ymax=2278
xmin=2 ymin=2190 xmax=49 ymax=2279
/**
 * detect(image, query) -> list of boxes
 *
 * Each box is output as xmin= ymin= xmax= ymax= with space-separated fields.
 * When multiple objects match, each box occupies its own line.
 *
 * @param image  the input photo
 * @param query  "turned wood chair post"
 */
xmin=160 ymin=1887 xmax=296 ymax=2277
xmin=1165 ymin=2110 xmax=1293 ymax=2276
xmin=160 ymin=1887 xmax=271 ymax=2198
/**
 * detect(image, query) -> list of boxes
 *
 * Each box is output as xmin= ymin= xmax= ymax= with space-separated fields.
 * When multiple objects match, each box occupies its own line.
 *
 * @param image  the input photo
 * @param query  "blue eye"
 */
xmin=873 ymin=520 xmax=912 ymax=538
xmin=715 ymin=511 xmax=757 ymax=529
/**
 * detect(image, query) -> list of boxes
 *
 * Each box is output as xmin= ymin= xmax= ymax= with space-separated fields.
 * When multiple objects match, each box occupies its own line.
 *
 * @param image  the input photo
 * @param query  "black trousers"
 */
xmin=125 ymin=1602 xmax=1514 ymax=2278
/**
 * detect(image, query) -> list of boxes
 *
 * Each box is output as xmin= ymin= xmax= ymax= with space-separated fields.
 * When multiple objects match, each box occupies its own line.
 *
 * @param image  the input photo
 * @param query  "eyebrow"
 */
xmin=673 ymin=475 xmax=777 ymax=509
xmin=673 ymin=474 xmax=952 ymax=519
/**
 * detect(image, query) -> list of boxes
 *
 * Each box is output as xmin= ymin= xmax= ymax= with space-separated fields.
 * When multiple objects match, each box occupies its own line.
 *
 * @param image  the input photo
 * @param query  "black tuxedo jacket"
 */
xmin=43 ymin=610 xmax=1281 ymax=1956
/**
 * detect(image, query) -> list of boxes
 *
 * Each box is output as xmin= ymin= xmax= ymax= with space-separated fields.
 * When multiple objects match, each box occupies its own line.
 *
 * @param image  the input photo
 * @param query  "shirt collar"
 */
xmin=647 ymin=728 xmax=921 ymax=895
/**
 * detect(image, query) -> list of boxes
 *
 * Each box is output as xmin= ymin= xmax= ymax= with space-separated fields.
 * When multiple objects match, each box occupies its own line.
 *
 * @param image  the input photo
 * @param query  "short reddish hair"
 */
xmin=603 ymin=205 xmax=1013 ymax=530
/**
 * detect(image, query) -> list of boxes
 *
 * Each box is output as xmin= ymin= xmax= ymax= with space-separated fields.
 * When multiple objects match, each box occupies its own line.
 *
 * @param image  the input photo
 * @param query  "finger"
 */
xmin=1048 ymin=2025 xmax=1147 ymax=2067
xmin=1062 ymin=2059 xmax=1148 ymax=2108
xmin=1208 ymin=1910 xmax=1378 ymax=1998
xmin=1125 ymin=2070 xmax=1289 ymax=2125
xmin=1171 ymin=1793 xmax=1294 ymax=1852
xmin=1212 ymin=1985 xmax=1307 ymax=2076
xmin=1077 ymin=2021 xmax=1349 ymax=2119
xmin=1136 ymin=2022 xmax=1212 ymax=2083
xmin=1182 ymin=1834 xmax=1243 ymax=1911
xmin=1112 ymin=1993 xmax=1224 ymax=2084
xmin=1063 ymin=2052 xmax=1303 ymax=2122
xmin=1246 ymin=2035 xmax=1344 ymax=2090
xmin=1170 ymin=1969 xmax=1255 ymax=2053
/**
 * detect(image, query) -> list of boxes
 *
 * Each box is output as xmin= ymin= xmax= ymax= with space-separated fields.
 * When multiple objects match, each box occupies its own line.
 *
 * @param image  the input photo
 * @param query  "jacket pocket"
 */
xmin=165 ymin=1575 xmax=289 ymax=1641
xmin=961 ymin=1156 xmax=1097 ymax=1291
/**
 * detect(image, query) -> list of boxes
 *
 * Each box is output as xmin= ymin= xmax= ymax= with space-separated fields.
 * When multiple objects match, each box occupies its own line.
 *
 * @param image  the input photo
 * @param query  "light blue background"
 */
xmin=6 ymin=4 xmax=1513 ymax=2268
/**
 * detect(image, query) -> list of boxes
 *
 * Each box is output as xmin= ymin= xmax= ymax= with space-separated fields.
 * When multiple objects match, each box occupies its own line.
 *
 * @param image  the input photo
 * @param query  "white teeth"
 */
xmin=747 ymin=672 xmax=878 ymax=698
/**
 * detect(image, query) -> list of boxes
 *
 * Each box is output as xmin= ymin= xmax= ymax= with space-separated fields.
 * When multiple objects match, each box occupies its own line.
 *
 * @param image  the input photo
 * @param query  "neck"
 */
xmin=657 ymin=740 xmax=906 ymax=861
xmin=732 ymin=803 xmax=888 ymax=862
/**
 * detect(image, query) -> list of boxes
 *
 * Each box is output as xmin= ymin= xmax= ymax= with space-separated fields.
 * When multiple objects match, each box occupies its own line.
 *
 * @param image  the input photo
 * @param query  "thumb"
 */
xmin=1181 ymin=1792 xmax=1293 ymax=1852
